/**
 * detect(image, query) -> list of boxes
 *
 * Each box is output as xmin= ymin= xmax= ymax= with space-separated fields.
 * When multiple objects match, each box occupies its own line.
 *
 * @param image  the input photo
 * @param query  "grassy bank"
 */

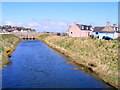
xmin=39 ymin=34 xmax=119 ymax=88
xmin=0 ymin=34 xmax=22 ymax=70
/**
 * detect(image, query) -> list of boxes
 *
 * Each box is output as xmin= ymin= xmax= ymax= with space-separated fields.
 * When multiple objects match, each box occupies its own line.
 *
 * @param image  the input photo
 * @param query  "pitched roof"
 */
xmin=66 ymin=26 xmax=71 ymax=32
xmin=93 ymin=26 xmax=119 ymax=33
xmin=76 ymin=24 xmax=82 ymax=29
xmin=76 ymin=24 xmax=92 ymax=31
xmin=118 ymin=24 xmax=120 ymax=27
xmin=93 ymin=27 xmax=105 ymax=32
xmin=99 ymin=31 xmax=115 ymax=33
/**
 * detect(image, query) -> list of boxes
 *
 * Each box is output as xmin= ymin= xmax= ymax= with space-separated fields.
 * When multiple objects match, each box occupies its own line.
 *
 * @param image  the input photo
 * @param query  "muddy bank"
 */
xmin=0 ymin=34 xmax=22 ymax=70
xmin=39 ymin=34 xmax=119 ymax=88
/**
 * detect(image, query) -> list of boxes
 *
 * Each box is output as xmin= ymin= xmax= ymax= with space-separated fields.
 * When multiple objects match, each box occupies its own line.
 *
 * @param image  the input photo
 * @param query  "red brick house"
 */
xmin=67 ymin=22 xmax=93 ymax=37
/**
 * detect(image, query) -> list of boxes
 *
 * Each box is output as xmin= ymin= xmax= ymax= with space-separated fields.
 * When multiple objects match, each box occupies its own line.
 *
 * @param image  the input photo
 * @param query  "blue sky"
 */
xmin=2 ymin=2 xmax=118 ymax=32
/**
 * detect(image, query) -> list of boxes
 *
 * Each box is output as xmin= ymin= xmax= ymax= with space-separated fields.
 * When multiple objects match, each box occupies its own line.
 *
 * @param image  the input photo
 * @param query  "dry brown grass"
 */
xmin=39 ymin=34 xmax=119 ymax=88
xmin=0 ymin=34 xmax=22 ymax=68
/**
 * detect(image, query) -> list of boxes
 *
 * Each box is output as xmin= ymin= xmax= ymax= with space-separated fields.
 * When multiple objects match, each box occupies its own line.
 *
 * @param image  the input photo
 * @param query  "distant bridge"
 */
xmin=1 ymin=32 xmax=61 ymax=40
xmin=12 ymin=32 xmax=44 ymax=40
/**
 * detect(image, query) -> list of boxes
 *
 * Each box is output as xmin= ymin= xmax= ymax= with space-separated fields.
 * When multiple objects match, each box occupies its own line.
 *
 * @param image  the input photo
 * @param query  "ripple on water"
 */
xmin=2 ymin=40 xmax=109 ymax=88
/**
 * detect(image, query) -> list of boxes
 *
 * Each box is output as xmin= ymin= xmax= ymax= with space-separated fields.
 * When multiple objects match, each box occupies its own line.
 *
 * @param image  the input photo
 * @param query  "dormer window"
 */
xmin=116 ymin=27 xmax=118 ymax=31
xmin=91 ymin=27 xmax=93 ymax=31
xmin=96 ymin=32 xmax=98 ymax=34
xmin=86 ymin=27 xmax=88 ymax=30
xmin=82 ymin=26 xmax=84 ymax=29
xmin=114 ymin=27 xmax=116 ymax=31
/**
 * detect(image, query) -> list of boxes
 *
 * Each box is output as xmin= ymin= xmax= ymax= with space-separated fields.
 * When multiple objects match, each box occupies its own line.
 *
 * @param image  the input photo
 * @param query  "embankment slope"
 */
xmin=0 ymin=34 xmax=22 ymax=70
xmin=39 ymin=34 xmax=119 ymax=88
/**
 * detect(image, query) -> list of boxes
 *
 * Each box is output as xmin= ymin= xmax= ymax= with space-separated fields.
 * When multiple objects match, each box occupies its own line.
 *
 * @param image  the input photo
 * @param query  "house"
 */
xmin=118 ymin=24 xmax=120 ymax=31
xmin=92 ymin=22 xmax=119 ymax=39
xmin=0 ymin=28 xmax=2 ymax=33
xmin=67 ymin=22 xmax=93 ymax=38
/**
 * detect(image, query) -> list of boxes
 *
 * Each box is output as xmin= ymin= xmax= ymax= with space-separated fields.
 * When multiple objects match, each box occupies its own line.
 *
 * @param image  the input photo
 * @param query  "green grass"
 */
xmin=39 ymin=35 xmax=118 ymax=68
xmin=39 ymin=34 xmax=119 ymax=87
xmin=1 ymin=34 xmax=16 ymax=39
xmin=1 ymin=54 xmax=10 ymax=65
xmin=39 ymin=34 xmax=50 ymax=41
xmin=0 ymin=34 xmax=22 ymax=68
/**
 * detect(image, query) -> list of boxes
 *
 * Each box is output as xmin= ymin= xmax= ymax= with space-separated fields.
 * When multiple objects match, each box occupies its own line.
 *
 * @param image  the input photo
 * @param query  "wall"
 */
xmin=99 ymin=33 xmax=114 ymax=39
xmin=68 ymin=24 xmax=92 ymax=38
xmin=68 ymin=24 xmax=81 ymax=37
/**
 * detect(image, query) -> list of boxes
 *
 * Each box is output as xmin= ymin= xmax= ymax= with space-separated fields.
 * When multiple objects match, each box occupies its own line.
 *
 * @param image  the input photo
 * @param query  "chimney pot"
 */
xmin=73 ymin=22 xmax=77 ymax=26
xmin=113 ymin=24 xmax=116 ymax=27
xmin=106 ymin=21 xmax=110 ymax=27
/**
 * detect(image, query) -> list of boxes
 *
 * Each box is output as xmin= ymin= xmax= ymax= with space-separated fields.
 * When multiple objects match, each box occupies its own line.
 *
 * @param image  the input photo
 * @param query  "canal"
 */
xmin=2 ymin=40 xmax=109 ymax=88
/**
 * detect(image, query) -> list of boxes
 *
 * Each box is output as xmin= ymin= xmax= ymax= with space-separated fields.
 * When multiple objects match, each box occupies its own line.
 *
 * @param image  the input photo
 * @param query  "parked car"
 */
xmin=102 ymin=36 xmax=113 ymax=40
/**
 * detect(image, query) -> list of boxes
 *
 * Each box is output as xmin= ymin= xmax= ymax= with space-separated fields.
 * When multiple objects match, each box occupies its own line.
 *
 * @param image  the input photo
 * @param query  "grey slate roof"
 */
xmin=119 ymin=24 xmax=120 ymax=28
xmin=77 ymin=24 xmax=82 ymax=29
xmin=77 ymin=24 xmax=92 ymax=31
xmin=93 ymin=26 xmax=118 ymax=33
xmin=93 ymin=27 xmax=105 ymax=32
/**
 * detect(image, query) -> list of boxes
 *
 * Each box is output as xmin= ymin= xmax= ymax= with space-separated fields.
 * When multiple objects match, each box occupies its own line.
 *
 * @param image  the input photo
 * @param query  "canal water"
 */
xmin=2 ymin=40 xmax=109 ymax=88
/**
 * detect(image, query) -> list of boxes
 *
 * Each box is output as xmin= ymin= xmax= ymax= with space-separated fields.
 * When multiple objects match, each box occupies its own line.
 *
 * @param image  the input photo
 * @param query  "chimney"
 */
xmin=106 ymin=21 xmax=110 ymax=27
xmin=73 ymin=22 xmax=77 ymax=26
xmin=113 ymin=24 xmax=117 ymax=31
xmin=113 ymin=24 xmax=116 ymax=27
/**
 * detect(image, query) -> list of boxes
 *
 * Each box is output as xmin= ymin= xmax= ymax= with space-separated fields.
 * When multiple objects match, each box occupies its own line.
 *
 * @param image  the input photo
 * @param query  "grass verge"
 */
xmin=39 ymin=34 xmax=119 ymax=88
xmin=0 ymin=34 xmax=22 ymax=70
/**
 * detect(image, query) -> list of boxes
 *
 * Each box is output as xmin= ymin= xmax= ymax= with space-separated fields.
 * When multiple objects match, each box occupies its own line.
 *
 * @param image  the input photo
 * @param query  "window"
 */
xmin=91 ymin=27 xmax=93 ymax=31
xmin=88 ymin=26 xmax=90 ymax=30
xmin=88 ymin=26 xmax=92 ymax=30
xmin=86 ymin=27 xmax=88 ymax=30
xmin=71 ymin=32 xmax=72 ymax=34
xmin=82 ymin=26 xmax=84 ymax=29
xmin=96 ymin=32 xmax=98 ymax=34
xmin=116 ymin=27 xmax=118 ymax=31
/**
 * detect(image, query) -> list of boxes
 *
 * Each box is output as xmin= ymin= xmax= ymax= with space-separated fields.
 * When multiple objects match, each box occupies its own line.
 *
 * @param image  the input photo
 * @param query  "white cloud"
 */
xmin=4 ymin=21 xmax=12 ymax=25
xmin=28 ymin=22 xmax=39 ymax=27
xmin=16 ymin=22 xmax=23 ymax=26
xmin=57 ymin=22 xmax=67 ymax=26
xmin=2 ymin=20 xmax=70 ymax=32
xmin=3 ymin=21 xmax=24 ymax=26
